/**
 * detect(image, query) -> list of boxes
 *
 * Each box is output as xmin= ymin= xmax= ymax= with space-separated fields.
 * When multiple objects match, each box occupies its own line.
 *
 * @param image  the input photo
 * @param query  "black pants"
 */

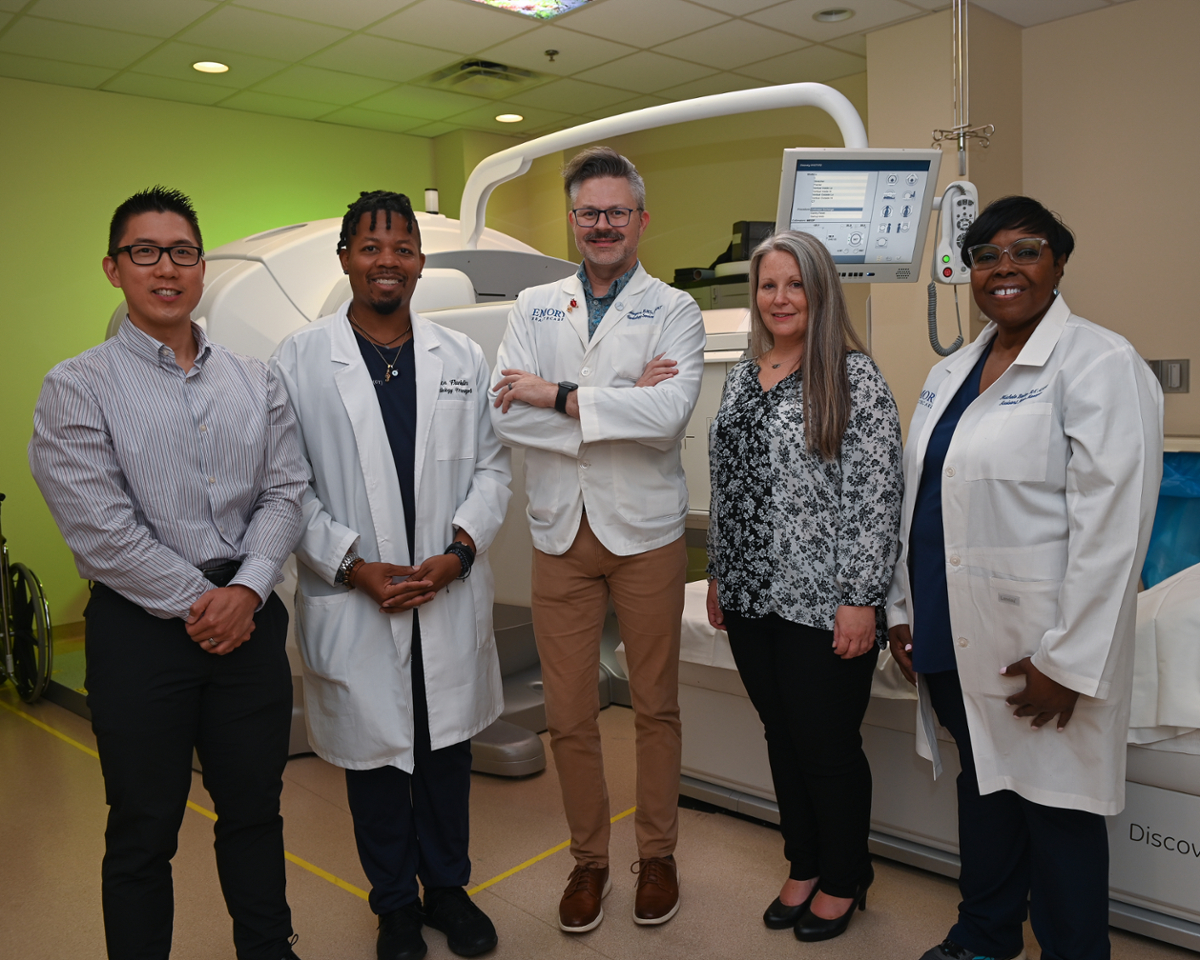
xmin=724 ymin=610 xmax=878 ymax=898
xmin=344 ymin=613 xmax=473 ymax=916
xmin=84 ymin=582 xmax=294 ymax=960
xmin=925 ymin=670 xmax=1110 ymax=960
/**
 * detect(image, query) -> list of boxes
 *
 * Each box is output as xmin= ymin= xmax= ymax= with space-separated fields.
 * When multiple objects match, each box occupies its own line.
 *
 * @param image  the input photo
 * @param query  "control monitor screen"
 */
xmin=775 ymin=148 xmax=942 ymax=283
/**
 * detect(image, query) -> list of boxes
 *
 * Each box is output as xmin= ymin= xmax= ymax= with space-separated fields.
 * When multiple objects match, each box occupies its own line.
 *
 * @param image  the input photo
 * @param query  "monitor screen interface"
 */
xmin=784 ymin=158 xmax=934 ymax=266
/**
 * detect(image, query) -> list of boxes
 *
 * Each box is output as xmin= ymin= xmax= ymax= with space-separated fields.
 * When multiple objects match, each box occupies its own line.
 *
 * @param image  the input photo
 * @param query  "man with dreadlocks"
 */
xmin=271 ymin=190 xmax=511 ymax=960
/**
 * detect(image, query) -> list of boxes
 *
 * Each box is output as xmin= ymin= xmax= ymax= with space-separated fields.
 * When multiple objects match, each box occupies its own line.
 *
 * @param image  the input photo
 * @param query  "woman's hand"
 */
xmin=706 ymin=579 xmax=726 ymax=631
xmin=351 ymin=562 xmax=434 ymax=612
xmin=833 ymin=605 xmax=877 ymax=659
xmin=888 ymin=624 xmax=916 ymax=685
xmin=1002 ymin=657 xmax=1080 ymax=730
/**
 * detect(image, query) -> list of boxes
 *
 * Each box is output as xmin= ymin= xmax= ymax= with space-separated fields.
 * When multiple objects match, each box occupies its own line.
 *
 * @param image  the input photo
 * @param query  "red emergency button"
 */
xmin=943 ymin=266 xmax=954 ymax=278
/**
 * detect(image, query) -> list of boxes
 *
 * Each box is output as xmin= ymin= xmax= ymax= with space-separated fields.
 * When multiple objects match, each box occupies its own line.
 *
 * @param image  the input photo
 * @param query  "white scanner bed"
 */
xmin=671 ymin=577 xmax=1200 ymax=949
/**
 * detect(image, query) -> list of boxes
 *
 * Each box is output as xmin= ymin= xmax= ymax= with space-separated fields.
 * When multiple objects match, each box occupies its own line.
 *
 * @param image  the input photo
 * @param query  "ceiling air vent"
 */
xmin=419 ymin=59 xmax=547 ymax=99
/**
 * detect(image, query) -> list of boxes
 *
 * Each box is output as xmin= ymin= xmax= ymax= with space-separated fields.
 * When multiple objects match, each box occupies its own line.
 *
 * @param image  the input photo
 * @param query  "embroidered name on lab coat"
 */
xmin=626 ymin=306 xmax=664 ymax=321
xmin=440 ymin=378 xmax=473 ymax=396
xmin=999 ymin=386 xmax=1048 ymax=406
xmin=532 ymin=307 xmax=567 ymax=322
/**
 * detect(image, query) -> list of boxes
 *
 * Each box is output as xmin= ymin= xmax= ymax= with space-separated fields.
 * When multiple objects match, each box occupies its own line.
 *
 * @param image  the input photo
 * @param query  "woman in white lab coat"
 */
xmin=887 ymin=197 xmax=1162 ymax=960
xmin=706 ymin=231 xmax=903 ymax=942
xmin=271 ymin=191 xmax=512 ymax=959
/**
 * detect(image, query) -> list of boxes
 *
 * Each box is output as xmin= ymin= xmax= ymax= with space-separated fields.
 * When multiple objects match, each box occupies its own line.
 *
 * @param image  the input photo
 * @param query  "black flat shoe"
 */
xmin=763 ymin=888 xmax=817 ymax=929
xmin=793 ymin=868 xmax=874 ymax=942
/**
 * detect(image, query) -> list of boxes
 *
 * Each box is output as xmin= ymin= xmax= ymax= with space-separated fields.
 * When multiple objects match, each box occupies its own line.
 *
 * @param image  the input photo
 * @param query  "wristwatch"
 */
xmin=555 ymin=381 xmax=578 ymax=414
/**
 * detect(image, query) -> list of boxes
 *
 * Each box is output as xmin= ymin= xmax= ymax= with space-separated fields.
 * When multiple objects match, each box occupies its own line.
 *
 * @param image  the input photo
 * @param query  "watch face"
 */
xmin=560 ymin=381 xmax=578 ymax=390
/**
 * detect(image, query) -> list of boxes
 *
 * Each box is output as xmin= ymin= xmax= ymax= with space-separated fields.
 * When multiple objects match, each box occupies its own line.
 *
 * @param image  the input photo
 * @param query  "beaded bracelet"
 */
xmin=444 ymin=541 xmax=475 ymax=580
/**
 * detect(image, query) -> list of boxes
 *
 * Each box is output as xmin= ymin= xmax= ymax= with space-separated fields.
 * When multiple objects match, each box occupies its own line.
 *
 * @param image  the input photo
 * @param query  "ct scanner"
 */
xmin=107 ymin=83 xmax=1200 ymax=950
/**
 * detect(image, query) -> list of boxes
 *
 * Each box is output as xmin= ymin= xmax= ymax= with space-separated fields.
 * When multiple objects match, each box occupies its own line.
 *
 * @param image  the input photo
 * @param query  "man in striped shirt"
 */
xmin=29 ymin=187 xmax=308 ymax=960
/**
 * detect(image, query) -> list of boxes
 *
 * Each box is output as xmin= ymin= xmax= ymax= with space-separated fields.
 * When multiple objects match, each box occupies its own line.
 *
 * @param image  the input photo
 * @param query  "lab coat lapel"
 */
xmin=329 ymin=307 xmax=409 ymax=565
xmin=586 ymin=264 xmax=649 ymax=353
xmin=563 ymin=275 xmax=589 ymax=348
xmin=911 ymin=329 xmax=996 ymax=470
xmin=1011 ymin=294 xmax=1070 ymax=368
xmin=411 ymin=313 xmax=441 ymax=522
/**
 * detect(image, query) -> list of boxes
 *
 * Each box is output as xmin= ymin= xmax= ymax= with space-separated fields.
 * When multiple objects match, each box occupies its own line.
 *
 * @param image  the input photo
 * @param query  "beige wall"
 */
xmin=1023 ymin=0 xmax=1199 ymax=436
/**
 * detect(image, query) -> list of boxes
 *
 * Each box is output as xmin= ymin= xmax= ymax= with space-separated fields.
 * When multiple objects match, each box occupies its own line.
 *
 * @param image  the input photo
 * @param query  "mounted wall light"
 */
xmin=192 ymin=61 xmax=230 ymax=73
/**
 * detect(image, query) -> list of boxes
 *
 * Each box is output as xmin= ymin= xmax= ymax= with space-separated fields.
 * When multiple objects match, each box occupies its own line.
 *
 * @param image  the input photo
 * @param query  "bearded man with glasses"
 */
xmin=490 ymin=146 xmax=705 ymax=933
xmin=30 ymin=186 xmax=308 ymax=960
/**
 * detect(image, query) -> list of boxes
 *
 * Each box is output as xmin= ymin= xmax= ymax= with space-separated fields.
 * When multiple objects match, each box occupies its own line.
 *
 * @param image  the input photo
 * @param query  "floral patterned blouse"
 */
xmin=707 ymin=351 xmax=903 ymax=638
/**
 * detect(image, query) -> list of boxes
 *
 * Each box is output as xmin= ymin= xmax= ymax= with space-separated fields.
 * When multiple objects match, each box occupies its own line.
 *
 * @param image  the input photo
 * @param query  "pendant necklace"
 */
xmin=350 ymin=309 xmax=410 ymax=382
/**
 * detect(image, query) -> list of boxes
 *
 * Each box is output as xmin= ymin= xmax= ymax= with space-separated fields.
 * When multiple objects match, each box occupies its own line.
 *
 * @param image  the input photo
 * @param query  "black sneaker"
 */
xmin=920 ymin=938 xmax=1025 ymax=960
xmin=423 ymin=886 xmax=498 ymax=957
xmin=377 ymin=902 xmax=427 ymax=960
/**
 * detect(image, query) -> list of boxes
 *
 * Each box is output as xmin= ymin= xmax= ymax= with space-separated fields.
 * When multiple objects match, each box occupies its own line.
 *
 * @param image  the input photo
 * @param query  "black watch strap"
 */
xmin=555 ymin=381 xmax=578 ymax=414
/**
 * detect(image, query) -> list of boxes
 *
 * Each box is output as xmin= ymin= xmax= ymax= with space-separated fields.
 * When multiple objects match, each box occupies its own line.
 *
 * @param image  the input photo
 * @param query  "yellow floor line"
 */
xmin=1 ymin=698 xmax=635 ymax=903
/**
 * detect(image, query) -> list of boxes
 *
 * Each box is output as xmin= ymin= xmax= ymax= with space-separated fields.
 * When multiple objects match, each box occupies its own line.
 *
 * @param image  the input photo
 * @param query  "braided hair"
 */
xmin=337 ymin=190 xmax=420 ymax=253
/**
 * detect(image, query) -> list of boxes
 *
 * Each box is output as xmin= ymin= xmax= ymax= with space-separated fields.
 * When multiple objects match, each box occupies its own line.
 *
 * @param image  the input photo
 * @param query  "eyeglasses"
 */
xmin=571 ymin=206 xmax=640 ymax=228
xmin=965 ymin=237 xmax=1048 ymax=270
xmin=115 ymin=243 xmax=204 ymax=267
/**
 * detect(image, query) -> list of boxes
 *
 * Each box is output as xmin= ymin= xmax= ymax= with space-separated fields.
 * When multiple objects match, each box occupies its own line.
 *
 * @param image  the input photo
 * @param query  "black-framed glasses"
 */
xmin=571 ymin=206 xmax=640 ymax=227
xmin=965 ymin=237 xmax=1048 ymax=270
xmin=115 ymin=243 xmax=204 ymax=266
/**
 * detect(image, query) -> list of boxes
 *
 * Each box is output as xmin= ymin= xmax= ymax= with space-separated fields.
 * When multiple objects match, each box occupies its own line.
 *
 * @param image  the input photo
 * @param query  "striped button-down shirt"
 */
xmin=29 ymin=319 xmax=307 ymax=620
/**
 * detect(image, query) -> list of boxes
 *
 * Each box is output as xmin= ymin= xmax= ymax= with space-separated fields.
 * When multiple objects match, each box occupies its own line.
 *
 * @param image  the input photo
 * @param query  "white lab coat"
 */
xmin=489 ymin=264 xmax=705 ymax=556
xmin=886 ymin=296 xmax=1163 ymax=815
xmin=270 ymin=304 xmax=512 ymax=771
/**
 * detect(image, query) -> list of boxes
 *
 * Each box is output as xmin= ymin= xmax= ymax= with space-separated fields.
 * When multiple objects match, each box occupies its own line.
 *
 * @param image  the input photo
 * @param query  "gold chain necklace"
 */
xmin=349 ymin=309 xmax=411 ymax=382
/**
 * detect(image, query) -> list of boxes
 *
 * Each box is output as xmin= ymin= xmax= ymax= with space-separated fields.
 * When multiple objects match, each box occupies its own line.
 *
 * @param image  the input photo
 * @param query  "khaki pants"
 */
xmin=531 ymin=513 xmax=687 ymax=867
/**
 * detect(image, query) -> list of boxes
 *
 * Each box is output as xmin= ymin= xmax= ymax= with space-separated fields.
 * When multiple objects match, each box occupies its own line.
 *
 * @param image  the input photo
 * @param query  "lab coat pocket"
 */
xmin=434 ymin=400 xmax=475 ymax=460
xmin=964 ymin=403 xmax=1053 ymax=482
xmin=609 ymin=327 xmax=659 ymax=382
xmin=295 ymin=592 xmax=353 ymax=683
xmin=986 ymin=575 xmax=1062 ymax=669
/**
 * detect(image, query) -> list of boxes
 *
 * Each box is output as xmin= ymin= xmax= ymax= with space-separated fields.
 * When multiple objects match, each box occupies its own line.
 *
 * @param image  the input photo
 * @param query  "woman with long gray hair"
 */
xmin=705 ymin=230 xmax=903 ymax=941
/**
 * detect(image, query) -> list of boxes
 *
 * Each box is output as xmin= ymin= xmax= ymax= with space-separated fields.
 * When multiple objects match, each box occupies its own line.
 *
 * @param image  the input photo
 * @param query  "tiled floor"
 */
xmin=1 ymin=685 xmax=1194 ymax=960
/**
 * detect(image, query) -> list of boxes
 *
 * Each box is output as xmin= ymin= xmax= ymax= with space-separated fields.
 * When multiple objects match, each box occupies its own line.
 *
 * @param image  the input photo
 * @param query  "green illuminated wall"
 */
xmin=0 ymin=76 xmax=435 ymax=625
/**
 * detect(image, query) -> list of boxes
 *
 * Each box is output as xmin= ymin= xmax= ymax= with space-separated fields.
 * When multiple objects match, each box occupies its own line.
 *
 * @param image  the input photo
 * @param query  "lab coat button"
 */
xmin=615 ymin=302 xmax=624 ymax=310
xmin=581 ymin=461 xmax=590 ymax=469
xmin=957 ymin=637 xmax=969 ymax=648
xmin=944 ymin=466 xmax=955 ymax=478
xmin=581 ymin=366 xmax=592 ymax=376
xmin=949 ymin=555 xmax=961 ymax=566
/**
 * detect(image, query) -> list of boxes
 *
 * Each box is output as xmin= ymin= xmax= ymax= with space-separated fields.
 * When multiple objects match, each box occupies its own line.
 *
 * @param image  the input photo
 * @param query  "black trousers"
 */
xmin=343 ymin=612 xmax=473 ymax=916
xmin=926 ymin=670 xmax=1110 ymax=960
xmin=724 ymin=610 xmax=878 ymax=898
xmin=84 ymin=582 xmax=294 ymax=960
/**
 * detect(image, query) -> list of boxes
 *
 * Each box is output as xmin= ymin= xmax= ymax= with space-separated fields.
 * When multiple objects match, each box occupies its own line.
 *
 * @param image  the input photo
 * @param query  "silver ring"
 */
xmin=508 ymin=383 xmax=514 ymax=391
xmin=207 ymin=638 xmax=217 ymax=647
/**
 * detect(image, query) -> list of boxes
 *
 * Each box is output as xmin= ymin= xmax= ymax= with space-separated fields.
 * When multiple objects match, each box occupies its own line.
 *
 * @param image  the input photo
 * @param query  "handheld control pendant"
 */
xmin=926 ymin=180 xmax=978 ymax=356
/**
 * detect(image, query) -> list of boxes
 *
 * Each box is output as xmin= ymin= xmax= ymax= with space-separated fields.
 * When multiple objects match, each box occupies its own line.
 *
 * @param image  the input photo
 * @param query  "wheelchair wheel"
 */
xmin=9 ymin=562 xmax=52 ymax=703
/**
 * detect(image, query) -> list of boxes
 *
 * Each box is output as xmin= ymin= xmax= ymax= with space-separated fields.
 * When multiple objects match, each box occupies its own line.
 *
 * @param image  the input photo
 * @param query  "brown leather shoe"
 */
xmin=632 ymin=855 xmax=680 ymax=925
xmin=558 ymin=863 xmax=611 ymax=933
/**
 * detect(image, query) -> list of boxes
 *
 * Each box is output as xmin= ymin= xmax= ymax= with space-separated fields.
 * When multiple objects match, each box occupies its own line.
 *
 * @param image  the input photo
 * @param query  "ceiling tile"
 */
xmin=0 ymin=17 xmax=162 ymax=69
xmin=654 ymin=71 xmax=768 ymax=102
xmin=683 ymin=0 xmax=786 ymax=14
xmin=653 ymin=19 xmax=807 ymax=70
xmin=252 ymin=64 xmax=396 ymax=105
xmin=306 ymin=34 xmax=460 ymax=82
xmin=319 ymin=105 xmax=431 ymax=133
xmin=133 ymin=42 xmax=289 ymax=88
xmin=177 ymin=5 xmax=349 ymax=60
xmin=583 ymin=92 xmax=671 ymax=117
xmin=972 ymin=0 xmax=1109 ymax=27
xmin=0 ymin=1 xmax=26 ymax=10
xmin=357 ymin=83 xmax=491 ymax=118
xmin=0 ymin=50 xmax=115 ymax=87
xmin=828 ymin=33 xmax=867 ymax=56
xmin=746 ymin=0 xmax=925 ymax=42
xmin=555 ymin=0 xmax=730 ymax=49
xmin=448 ymin=100 xmax=572 ymax=131
xmin=220 ymin=88 xmax=336 ymax=120
xmin=736 ymin=43 xmax=865 ymax=83
xmin=235 ymin=0 xmax=421 ymax=30
xmin=104 ymin=71 xmax=234 ymax=105
xmin=369 ymin=0 xmax=538 ymax=55
xmin=507 ymin=76 xmax=635 ymax=112
xmin=0 ymin=12 xmax=10 ymax=29
xmin=27 ymin=0 xmax=218 ymax=38
xmin=479 ymin=25 xmax=635 ymax=76
xmin=406 ymin=120 xmax=459 ymax=137
xmin=572 ymin=50 xmax=716 ymax=94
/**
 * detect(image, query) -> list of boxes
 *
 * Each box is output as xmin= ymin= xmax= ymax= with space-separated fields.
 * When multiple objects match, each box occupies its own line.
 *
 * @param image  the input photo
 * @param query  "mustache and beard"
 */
xmin=367 ymin=274 xmax=408 ymax=315
xmin=580 ymin=229 xmax=629 ymax=265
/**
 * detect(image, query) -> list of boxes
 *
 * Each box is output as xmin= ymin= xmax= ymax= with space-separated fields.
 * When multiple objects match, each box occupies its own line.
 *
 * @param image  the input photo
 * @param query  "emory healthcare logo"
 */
xmin=532 ymin=307 xmax=567 ymax=323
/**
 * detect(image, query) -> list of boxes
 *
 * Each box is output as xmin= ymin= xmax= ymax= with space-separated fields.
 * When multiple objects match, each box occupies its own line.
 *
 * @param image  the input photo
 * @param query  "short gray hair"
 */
xmin=562 ymin=146 xmax=646 ymax=209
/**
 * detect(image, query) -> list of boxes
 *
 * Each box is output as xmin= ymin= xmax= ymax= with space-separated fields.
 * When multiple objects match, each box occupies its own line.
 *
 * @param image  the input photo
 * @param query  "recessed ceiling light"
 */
xmin=192 ymin=61 xmax=230 ymax=74
xmin=814 ymin=8 xmax=854 ymax=22
xmin=465 ymin=0 xmax=594 ymax=20
xmin=495 ymin=113 xmax=524 ymax=123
